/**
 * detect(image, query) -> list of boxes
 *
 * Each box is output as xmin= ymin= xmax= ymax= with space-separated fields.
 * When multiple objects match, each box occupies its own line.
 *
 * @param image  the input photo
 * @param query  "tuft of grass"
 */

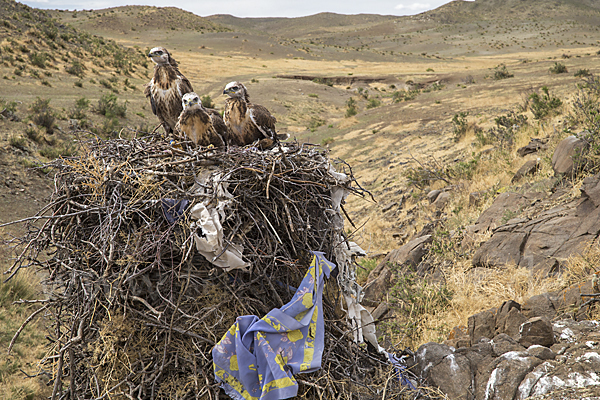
xmin=95 ymin=93 xmax=127 ymax=118
xmin=549 ymin=62 xmax=568 ymax=74
xmin=345 ymin=97 xmax=357 ymax=117
xmin=29 ymin=97 xmax=55 ymax=134
xmin=201 ymin=94 xmax=214 ymax=109
xmin=527 ymin=86 xmax=562 ymax=119
xmin=308 ymin=93 xmax=318 ymax=98
xmin=366 ymin=98 xmax=381 ymax=109
xmin=493 ymin=64 xmax=514 ymax=80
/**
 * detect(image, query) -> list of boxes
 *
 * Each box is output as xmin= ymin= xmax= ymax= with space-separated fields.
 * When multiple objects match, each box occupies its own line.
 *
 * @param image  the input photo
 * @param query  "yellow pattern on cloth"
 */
xmin=212 ymin=252 xmax=335 ymax=400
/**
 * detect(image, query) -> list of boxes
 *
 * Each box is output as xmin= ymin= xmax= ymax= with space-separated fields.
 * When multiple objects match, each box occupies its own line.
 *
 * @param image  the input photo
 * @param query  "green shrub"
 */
xmin=345 ymin=97 xmax=357 ymax=117
xmin=96 ymin=93 xmax=127 ymax=118
xmin=366 ymin=98 xmax=381 ymax=109
xmin=493 ymin=64 xmax=514 ymax=80
xmin=69 ymin=97 xmax=89 ymax=120
xmin=452 ymin=111 xmax=469 ymax=141
xmin=29 ymin=97 xmax=55 ymax=133
xmin=65 ymin=61 xmax=86 ymax=78
xmin=393 ymin=89 xmax=419 ymax=102
xmin=528 ymin=86 xmax=562 ymax=119
xmin=321 ymin=137 xmax=334 ymax=146
xmin=201 ymin=94 xmax=214 ymax=109
xmin=9 ymin=136 xmax=27 ymax=151
xmin=382 ymin=267 xmax=452 ymax=346
xmin=29 ymin=52 xmax=47 ymax=68
xmin=549 ymin=62 xmax=567 ymax=74
xmin=307 ymin=116 xmax=325 ymax=131
xmin=575 ymin=69 xmax=591 ymax=77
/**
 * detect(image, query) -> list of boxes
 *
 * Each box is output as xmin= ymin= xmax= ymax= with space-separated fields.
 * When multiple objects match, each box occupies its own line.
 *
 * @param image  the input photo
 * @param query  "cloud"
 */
xmin=395 ymin=2 xmax=431 ymax=11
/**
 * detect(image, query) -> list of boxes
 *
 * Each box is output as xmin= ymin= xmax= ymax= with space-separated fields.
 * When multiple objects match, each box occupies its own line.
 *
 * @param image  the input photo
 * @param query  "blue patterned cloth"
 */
xmin=212 ymin=252 xmax=335 ymax=400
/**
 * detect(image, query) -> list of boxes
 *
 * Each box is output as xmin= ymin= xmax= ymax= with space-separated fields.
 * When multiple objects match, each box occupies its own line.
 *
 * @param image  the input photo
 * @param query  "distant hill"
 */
xmin=0 ymin=0 xmax=146 ymax=79
xmin=420 ymin=0 xmax=600 ymax=23
xmin=49 ymin=6 xmax=231 ymax=36
xmin=206 ymin=12 xmax=397 ymax=38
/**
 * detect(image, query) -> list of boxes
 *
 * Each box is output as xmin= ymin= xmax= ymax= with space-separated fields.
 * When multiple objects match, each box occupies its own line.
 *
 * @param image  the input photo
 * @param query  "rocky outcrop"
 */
xmin=472 ymin=174 xmax=600 ymax=275
xmin=363 ymin=234 xmax=432 ymax=304
xmin=411 ymin=291 xmax=600 ymax=400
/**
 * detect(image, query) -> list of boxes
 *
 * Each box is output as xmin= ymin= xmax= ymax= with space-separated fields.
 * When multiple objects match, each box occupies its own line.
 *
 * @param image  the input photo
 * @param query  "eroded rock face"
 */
xmin=362 ymin=234 xmax=432 ymax=304
xmin=516 ymin=320 xmax=600 ymax=400
xmin=472 ymin=174 xmax=600 ymax=275
xmin=414 ymin=289 xmax=600 ymax=400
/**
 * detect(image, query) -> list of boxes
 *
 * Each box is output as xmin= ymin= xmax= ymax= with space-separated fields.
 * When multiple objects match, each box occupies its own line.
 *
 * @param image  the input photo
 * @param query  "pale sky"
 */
xmin=21 ymin=0 xmax=461 ymax=18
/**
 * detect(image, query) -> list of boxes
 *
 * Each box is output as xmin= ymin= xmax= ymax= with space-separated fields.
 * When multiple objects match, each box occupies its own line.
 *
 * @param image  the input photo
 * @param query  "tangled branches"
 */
xmin=6 ymin=137 xmax=414 ymax=399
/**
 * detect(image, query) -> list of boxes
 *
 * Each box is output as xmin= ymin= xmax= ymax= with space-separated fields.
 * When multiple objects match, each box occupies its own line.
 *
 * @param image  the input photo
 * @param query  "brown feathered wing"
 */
xmin=146 ymin=65 xmax=193 ymax=134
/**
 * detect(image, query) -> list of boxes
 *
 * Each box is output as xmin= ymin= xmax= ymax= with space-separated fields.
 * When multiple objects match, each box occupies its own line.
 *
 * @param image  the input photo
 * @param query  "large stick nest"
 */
xmin=8 ymin=137 xmax=416 ymax=399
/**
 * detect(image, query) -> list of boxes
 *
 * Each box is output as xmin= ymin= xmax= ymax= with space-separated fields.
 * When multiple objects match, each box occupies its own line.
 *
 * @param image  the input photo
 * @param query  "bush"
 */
xmin=528 ymin=86 xmax=562 ymax=119
xmin=452 ymin=111 xmax=469 ymax=141
xmin=65 ymin=61 xmax=86 ymax=78
xmin=69 ymin=97 xmax=90 ymax=120
xmin=575 ymin=69 xmax=591 ymax=78
xmin=382 ymin=267 xmax=452 ymax=347
xmin=493 ymin=64 xmax=514 ymax=80
xmin=29 ymin=52 xmax=47 ymax=68
xmin=96 ymin=93 xmax=127 ymax=118
xmin=393 ymin=89 xmax=419 ymax=102
xmin=9 ymin=136 xmax=28 ymax=151
xmin=549 ymin=62 xmax=568 ymax=74
xmin=307 ymin=116 xmax=325 ymax=132
xmin=201 ymin=94 xmax=214 ymax=109
xmin=345 ymin=97 xmax=357 ymax=117
xmin=29 ymin=97 xmax=55 ymax=134
xmin=366 ymin=98 xmax=381 ymax=109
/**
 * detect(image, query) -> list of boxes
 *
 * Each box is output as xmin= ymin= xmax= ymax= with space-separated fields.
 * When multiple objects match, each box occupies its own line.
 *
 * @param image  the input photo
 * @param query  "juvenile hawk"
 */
xmin=144 ymin=47 xmax=193 ymax=134
xmin=223 ymin=81 xmax=284 ymax=147
xmin=176 ymin=92 xmax=228 ymax=148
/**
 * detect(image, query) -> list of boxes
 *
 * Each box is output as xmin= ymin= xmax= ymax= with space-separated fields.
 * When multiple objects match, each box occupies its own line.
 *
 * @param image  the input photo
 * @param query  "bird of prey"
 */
xmin=223 ymin=81 xmax=285 ymax=148
xmin=144 ymin=47 xmax=193 ymax=134
xmin=176 ymin=92 xmax=228 ymax=148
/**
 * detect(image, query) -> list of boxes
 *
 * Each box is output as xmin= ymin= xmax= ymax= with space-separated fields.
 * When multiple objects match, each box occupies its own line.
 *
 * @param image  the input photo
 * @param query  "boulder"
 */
xmin=526 ymin=344 xmax=556 ymax=361
xmin=484 ymin=351 xmax=543 ymax=400
xmin=468 ymin=309 xmax=496 ymax=344
xmin=551 ymin=135 xmax=587 ymax=176
xmin=495 ymin=300 xmax=528 ymax=339
xmin=427 ymin=189 xmax=441 ymax=203
xmin=511 ymin=159 xmax=540 ymax=183
xmin=521 ymin=293 xmax=558 ymax=321
xmin=491 ymin=333 xmax=526 ymax=356
xmin=415 ymin=342 xmax=473 ymax=400
xmin=516 ymin=320 xmax=600 ymax=399
xmin=517 ymin=138 xmax=548 ymax=157
xmin=519 ymin=317 xmax=554 ymax=348
xmin=431 ymin=191 xmax=451 ymax=210
xmin=444 ymin=325 xmax=471 ymax=349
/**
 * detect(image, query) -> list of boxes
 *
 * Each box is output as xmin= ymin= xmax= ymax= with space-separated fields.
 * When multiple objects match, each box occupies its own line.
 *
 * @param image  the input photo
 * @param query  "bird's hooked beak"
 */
xmin=222 ymin=88 xmax=231 ymax=95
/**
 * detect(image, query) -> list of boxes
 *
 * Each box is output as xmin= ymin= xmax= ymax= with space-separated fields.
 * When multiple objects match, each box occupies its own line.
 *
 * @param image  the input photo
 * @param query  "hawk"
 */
xmin=144 ymin=47 xmax=193 ymax=134
xmin=176 ymin=92 xmax=228 ymax=148
xmin=223 ymin=81 xmax=286 ymax=148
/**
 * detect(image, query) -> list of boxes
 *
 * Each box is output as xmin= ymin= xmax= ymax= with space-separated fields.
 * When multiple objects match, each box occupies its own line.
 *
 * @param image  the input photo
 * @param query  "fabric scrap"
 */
xmin=161 ymin=199 xmax=189 ymax=224
xmin=212 ymin=252 xmax=336 ymax=400
xmin=190 ymin=203 xmax=249 ymax=271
